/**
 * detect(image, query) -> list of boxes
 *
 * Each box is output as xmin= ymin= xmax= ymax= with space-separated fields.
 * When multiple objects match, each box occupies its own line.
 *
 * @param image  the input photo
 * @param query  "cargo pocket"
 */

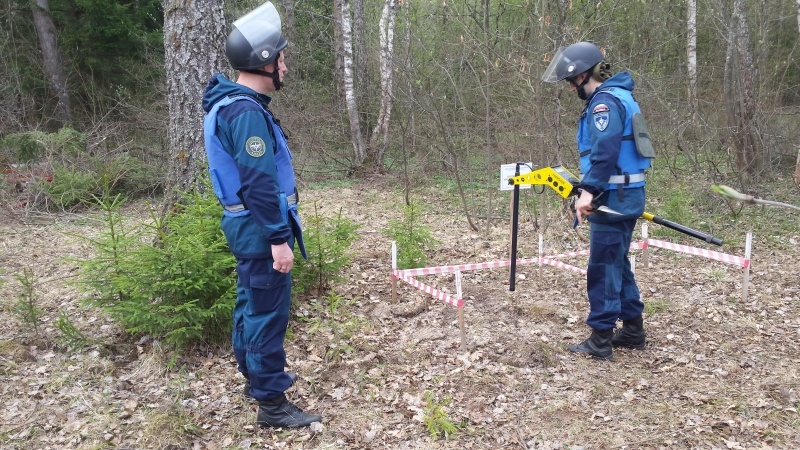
xmin=587 ymin=230 xmax=624 ymax=311
xmin=589 ymin=230 xmax=622 ymax=265
xmin=248 ymin=272 xmax=288 ymax=315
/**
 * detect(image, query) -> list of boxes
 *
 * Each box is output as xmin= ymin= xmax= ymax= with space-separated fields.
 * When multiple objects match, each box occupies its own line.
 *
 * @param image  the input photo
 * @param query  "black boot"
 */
xmin=243 ymin=372 xmax=298 ymax=400
xmin=611 ymin=315 xmax=646 ymax=349
xmin=257 ymin=394 xmax=322 ymax=428
xmin=568 ymin=329 xmax=614 ymax=361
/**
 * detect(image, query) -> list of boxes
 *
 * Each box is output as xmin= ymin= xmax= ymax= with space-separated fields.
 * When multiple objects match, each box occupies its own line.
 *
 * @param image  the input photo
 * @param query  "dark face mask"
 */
xmin=568 ymin=75 xmax=591 ymax=101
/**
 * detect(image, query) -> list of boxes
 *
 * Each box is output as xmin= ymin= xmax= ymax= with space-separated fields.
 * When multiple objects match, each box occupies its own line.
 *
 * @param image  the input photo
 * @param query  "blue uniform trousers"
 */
xmin=585 ymin=218 xmax=644 ymax=331
xmin=232 ymin=257 xmax=295 ymax=400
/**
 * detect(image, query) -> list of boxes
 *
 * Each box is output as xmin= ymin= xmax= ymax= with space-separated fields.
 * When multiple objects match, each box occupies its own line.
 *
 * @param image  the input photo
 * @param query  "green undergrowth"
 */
xmin=73 ymin=188 xmax=236 ymax=353
xmin=384 ymin=200 xmax=442 ymax=269
xmin=70 ymin=178 xmax=361 ymax=356
xmin=645 ymin=161 xmax=799 ymax=248
xmin=0 ymin=127 xmax=164 ymax=211
xmin=293 ymin=200 xmax=360 ymax=295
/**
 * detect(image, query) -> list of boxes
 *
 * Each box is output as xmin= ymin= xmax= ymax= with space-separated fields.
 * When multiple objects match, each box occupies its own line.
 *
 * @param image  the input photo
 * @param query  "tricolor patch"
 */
xmin=593 ymin=103 xmax=610 ymax=131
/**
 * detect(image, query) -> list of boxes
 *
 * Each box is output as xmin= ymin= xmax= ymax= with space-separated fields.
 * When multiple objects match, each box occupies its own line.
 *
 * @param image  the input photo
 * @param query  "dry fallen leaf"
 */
xmin=3 ymin=185 xmax=800 ymax=449
xmin=61 ymin=420 xmax=83 ymax=434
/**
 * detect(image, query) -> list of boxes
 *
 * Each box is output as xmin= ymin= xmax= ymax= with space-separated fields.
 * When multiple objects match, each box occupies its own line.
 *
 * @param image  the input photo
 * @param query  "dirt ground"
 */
xmin=1 ymin=182 xmax=799 ymax=450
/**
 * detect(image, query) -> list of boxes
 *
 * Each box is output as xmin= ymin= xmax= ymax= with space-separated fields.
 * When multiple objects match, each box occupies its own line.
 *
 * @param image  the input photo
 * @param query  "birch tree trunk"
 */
xmin=687 ymin=0 xmax=698 ymax=122
xmin=333 ymin=0 xmax=367 ymax=165
xmin=163 ymin=0 xmax=228 ymax=197
xmin=400 ymin=0 xmax=415 ymax=202
xmin=482 ymin=0 xmax=494 ymax=230
xmin=30 ymin=0 xmax=72 ymax=127
xmin=368 ymin=0 xmax=397 ymax=168
xmin=353 ymin=0 xmax=368 ymax=126
xmin=332 ymin=0 xmax=345 ymax=98
xmin=794 ymin=148 xmax=800 ymax=185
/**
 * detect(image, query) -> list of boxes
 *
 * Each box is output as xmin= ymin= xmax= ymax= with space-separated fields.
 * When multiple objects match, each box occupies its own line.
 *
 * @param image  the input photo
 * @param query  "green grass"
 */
xmin=300 ymin=149 xmax=798 ymax=253
xmin=706 ymin=268 xmax=728 ymax=281
xmin=644 ymin=299 xmax=671 ymax=315
xmin=305 ymin=178 xmax=358 ymax=189
xmin=644 ymin=163 xmax=798 ymax=248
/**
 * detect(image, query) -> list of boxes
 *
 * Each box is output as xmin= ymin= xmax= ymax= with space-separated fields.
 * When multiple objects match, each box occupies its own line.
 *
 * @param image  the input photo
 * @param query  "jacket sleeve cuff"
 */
xmin=265 ymin=226 xmax=291 ymax=246
xmin=579 ymin=183 xmax=603 ymax=197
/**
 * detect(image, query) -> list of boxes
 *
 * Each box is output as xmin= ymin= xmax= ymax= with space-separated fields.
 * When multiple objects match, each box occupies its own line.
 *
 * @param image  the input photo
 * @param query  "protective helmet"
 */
xmin=541 ymin=42 xmax=604 ymax=83
xmin=225 ymin=2 xmax=288 ymax=70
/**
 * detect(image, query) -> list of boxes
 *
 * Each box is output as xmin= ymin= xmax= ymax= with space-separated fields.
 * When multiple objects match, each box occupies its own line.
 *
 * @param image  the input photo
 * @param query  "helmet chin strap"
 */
xmin=576 ymin=72 xmax=591 ymax=100
xmin=245 ymin=66 xmax=283 ymax=90
xmin=567 ymin=72 xmax=592 ymax=101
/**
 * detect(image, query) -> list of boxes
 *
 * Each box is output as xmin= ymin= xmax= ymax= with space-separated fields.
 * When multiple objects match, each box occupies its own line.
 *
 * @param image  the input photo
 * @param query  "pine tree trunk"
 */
xmin=162 ymin=0 xmax=228 ymax=200
xmin=277 ymin=0 xmax=296 ymax=78
xmin=30 ymin=0 xmax=72 ymax=127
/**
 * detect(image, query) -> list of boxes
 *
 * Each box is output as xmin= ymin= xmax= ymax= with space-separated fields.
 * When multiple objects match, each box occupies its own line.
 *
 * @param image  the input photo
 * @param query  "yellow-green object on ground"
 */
xmin=712 ymin=184 xmax=800 ymax=212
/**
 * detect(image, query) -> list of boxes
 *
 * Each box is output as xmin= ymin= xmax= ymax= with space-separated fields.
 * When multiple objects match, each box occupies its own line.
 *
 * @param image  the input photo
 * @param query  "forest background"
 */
xmin=1 ymin=0 xmax=800 ymax=449
xmin=3 ymin=0 xmax=800 ymax=194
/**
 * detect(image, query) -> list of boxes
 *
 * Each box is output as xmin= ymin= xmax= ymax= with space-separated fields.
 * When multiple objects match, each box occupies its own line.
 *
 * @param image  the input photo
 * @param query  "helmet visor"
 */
xmin=541 ymin=47 xmax=576 ymax=83
xmin=233 ymin=2 xmax=283 ymax=60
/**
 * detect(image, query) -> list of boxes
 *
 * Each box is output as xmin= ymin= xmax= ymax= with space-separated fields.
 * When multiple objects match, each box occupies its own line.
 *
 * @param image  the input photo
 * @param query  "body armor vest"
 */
xmin=577 ymin=87 xmax=650 ymax=189
xmin=203 ymin=95 xmax=299 ymax=218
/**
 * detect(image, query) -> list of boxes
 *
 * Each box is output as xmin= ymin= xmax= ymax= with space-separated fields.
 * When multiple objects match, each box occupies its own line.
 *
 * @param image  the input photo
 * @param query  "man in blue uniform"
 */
xmin=202 ymin=2 xmax=321 ymax=427
xmin=542 ymin=42 xmax=650 ymax=361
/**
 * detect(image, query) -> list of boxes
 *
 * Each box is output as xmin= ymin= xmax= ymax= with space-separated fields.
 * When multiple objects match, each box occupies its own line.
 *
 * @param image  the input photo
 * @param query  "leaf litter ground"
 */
xmin=1 ymin=182 xmax=798 ymax=449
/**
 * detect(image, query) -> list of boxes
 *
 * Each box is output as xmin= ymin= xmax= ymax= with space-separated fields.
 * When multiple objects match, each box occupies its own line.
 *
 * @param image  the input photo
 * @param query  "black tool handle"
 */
xmin=648 ymin=214 xmax=723 ymax=246
xmin=509 ymin=164 xmax=521 ymax=291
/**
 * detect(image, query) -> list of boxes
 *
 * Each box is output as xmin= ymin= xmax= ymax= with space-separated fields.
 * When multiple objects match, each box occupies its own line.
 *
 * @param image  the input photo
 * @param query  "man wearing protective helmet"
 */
xmin=202 ymin=2 xmax=321 ymax=427
xmin=542 ymin=42 xmax=651 ymax=361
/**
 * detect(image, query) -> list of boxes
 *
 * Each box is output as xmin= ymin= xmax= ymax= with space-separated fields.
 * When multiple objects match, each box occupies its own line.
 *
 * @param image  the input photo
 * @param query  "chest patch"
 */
xmin=593 ymin=103 xmax=610 ymax=132
xmin=245 ymin=136 xmax=267 ymax=158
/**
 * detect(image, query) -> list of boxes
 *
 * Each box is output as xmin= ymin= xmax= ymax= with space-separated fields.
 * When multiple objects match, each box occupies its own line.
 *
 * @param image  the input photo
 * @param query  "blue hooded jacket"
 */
xmin=577 ymin=71 xmax=649 ymax=195
xmin=202 ymin=73 xmax=303 ymax=259
xmin=577 ymin=71 xmax=649 ymax=222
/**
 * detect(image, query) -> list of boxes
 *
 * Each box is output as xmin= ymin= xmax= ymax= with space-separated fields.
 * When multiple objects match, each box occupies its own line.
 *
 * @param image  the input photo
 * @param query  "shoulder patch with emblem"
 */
xmin=245 ymin=136 xmax=266 ymax=157
xmin=593 ymin=103 xmax=610 ymax=132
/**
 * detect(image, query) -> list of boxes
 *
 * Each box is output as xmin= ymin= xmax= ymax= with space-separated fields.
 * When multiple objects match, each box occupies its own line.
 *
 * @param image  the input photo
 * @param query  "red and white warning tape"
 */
xmin=393 ymin=271 xmax=463 ymax=307
xmin=392 ymin=236 xmax=750 ymax=308
xmin=398 ymin=259 xmax=511 ymax=277
xmin=541 ymin=249 xmax=591 ymax=259
xmin=645 ymin=239 xmax=749 ymax=268
xmin=537 ymin=258 xmax=587 ymax=274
